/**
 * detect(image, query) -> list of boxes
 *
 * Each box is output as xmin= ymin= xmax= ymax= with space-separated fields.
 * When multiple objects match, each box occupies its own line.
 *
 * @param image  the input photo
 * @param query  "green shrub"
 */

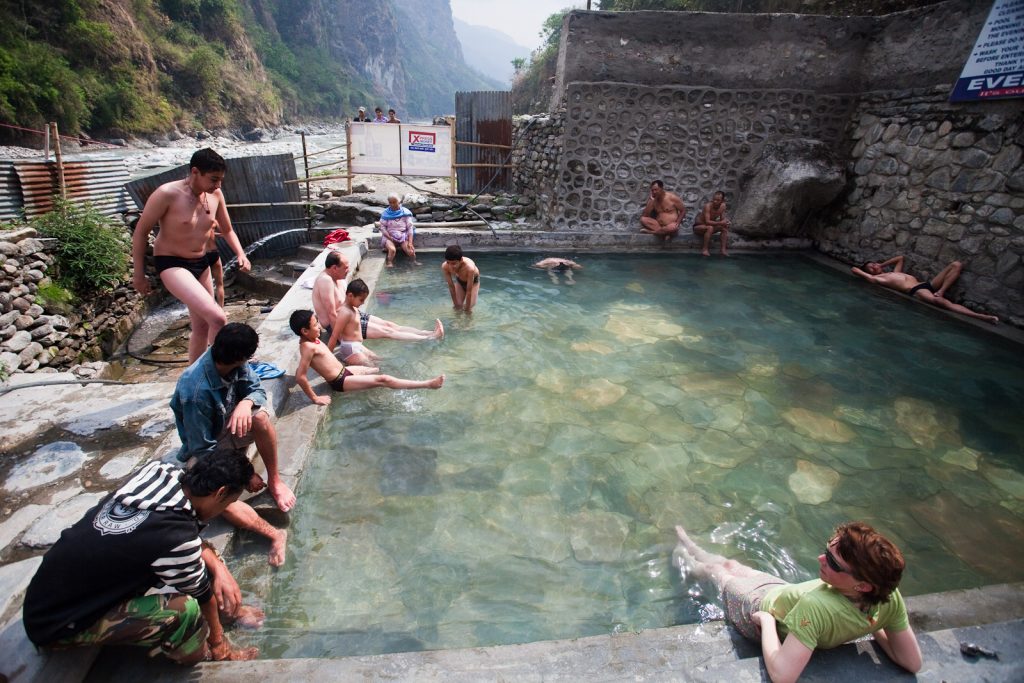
xmin=35 ymin=281 xmax=75 ymax=313
xmin=32 ymin=200 xmax=130 ymax=296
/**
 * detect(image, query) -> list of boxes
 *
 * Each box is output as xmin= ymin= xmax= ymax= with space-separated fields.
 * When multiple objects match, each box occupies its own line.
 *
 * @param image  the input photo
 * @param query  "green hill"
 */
xmin=0 ymin=0 xmax=499 ymax=138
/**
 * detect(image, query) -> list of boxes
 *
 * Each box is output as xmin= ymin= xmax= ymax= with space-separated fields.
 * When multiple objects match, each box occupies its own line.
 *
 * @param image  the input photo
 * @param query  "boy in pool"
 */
xmin=441 ymin=245 xmax=480 ymax=312
xmin=289 ymin=309 xmax=444 ymax=405
xmin=326 ymin=278 xmax=380 ymax=366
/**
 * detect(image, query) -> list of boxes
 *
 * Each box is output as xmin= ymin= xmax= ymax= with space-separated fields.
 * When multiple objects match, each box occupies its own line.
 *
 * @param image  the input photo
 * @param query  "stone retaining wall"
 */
xmin=0 ymin=230 xmax=146 ymax=376
xmin=512 ymin=113 xmax=565 ymax=224
xmin=550 ymin=82 xmax=855 ymax=231
xmin=815 ymin=88 xmax=1024 ymax=325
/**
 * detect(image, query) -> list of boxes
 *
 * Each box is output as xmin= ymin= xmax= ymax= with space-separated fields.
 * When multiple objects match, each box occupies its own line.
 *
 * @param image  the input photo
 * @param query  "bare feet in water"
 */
xmin=232 ymin=604 xmax=266 ymax=630
xmin=428 ymin=374 xmax=445 ymax=389
xmin=269 ymin=528 xmax=288 ymax=567
xmin=269 ymin=479 xmax=296 ymax=512
xmin=432 ymin=319 xmax=445 ymax=340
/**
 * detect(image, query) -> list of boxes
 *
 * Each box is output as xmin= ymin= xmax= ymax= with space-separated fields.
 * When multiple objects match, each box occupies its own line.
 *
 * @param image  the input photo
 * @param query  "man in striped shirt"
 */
xmin=23 ymin=453 xmax=261 ymax=663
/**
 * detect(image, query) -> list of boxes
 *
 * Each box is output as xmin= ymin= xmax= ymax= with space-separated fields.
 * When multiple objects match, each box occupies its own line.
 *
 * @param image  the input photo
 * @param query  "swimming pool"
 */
xmin=241 ymin=252 xmax=1024 ymax=659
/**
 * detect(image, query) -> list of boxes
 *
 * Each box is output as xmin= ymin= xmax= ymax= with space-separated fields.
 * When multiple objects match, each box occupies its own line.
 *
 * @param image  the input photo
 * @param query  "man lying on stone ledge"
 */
xmin=23 ymin=454 xmax=262 ymax=663
xmin=851 ymin=254 xmax=999 ymax=324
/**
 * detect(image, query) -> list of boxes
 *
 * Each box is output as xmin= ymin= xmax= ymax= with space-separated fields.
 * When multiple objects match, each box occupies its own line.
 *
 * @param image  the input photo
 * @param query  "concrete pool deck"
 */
xmin=2 ymin=227 xmax=1022 ymax=681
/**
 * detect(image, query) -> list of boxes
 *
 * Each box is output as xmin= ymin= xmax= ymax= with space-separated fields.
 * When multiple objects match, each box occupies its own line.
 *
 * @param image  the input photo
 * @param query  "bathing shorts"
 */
xmin=722 ymin=572 xmax=789 ymax=641
xmin=205 ymin=251 xmax=221 ymax=267
xmin=329 ymin=368 xmax=353 ymax=392
xmin=908 ymin=282 xmax=936 ymax=297
xmin=154 ymin=255 xmax=210 ymax=280
xmin=456 ymin=274 xmax=479 ymax=289
xmin=335 ymin=340 xmax=365 ymax=360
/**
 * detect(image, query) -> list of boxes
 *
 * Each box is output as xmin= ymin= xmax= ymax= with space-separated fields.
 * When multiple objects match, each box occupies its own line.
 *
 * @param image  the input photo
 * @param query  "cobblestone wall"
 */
xmin=549 ymin=83 xmax=855 ymax=231
xmin=815 ymin=88 xmax=1024 ymax=325
xmin=0 ymin=230 xmax=146 ymax=375
xmin=512 ymin=113 xmax=565 ymax=223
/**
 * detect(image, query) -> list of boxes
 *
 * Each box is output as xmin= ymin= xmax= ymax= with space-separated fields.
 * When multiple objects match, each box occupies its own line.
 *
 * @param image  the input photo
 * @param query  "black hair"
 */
xmin=713 ymin=190 xmax=725 ymax=198
xmin=861 ymin=262 xmax=873 ymax=271
xmin=347 ymin=278 xmax=369 ymax=297
xmin=180 ymin=450 xmax=254 ymax=497
xmin=190 ymin=148 xmax=227 ymax=175
xmin=375 ymin=107 xmax=383 ymax=112
xmin=388 ymin=109 xmax=396 ymax=114
xmin=650 ymin=179 xmax=665 ymax=189
xmin=211 ymin=322 xmax=258 ymax=364
xmin=289 ymin=309 xmax=314 ymax=336
xmin=445 ymin=245 xmax=463 ymax=260
xmin=325 ymin=251 xmax=343 ymax=269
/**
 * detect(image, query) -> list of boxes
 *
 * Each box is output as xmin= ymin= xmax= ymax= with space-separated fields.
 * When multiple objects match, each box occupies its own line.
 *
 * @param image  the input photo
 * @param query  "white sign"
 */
xmin=400 ymin=125 xmax=452 ymax=177
xmin=950 ymin=0 xmax=1024 ymax=102
xmin=350 ymin=123 xmax=402 ymax=175
xmin=348 ymin=123 xmax=452 ymax=177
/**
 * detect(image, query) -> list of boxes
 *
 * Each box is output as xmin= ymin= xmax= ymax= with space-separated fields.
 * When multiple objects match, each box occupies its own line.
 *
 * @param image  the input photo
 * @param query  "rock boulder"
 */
xmin=731 ymin=138 xmax=846 ymax=238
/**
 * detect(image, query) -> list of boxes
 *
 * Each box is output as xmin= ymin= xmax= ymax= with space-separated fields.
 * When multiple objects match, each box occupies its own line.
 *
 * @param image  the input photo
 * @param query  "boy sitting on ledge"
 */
xmin=289 ymin=309 xmax=444 ymax=405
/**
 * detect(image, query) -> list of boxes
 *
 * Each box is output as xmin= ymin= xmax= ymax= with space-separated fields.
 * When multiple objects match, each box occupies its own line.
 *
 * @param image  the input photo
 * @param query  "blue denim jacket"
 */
xmin=170 ymin=349 xmax=267 ymax=462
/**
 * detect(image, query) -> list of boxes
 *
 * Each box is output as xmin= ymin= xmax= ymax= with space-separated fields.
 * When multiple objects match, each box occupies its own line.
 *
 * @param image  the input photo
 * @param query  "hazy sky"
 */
xmin=450 ymin=0 xmax=590 ymax=50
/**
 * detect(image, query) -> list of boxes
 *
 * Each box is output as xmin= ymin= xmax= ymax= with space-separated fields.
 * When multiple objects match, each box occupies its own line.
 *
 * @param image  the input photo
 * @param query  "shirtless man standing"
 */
xmin=311 ymin=250 xmax=443 ymax=342
xmin=640 ymin=180 xmax=686 ymax=243
xmin=442 ymin=245 xmax=481 ymax=312
xmin=132 ymin=149 xmax=251 ymax=363
xmin=693 ymin=190 xmax=731 ymax=256
xmin=852 ymin=255 xmax=999 ymax=324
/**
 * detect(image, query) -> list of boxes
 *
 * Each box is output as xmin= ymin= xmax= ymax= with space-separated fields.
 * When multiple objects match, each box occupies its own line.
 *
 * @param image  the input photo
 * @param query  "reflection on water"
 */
xmin=240 ymin=254 xmax=1024 ymax=659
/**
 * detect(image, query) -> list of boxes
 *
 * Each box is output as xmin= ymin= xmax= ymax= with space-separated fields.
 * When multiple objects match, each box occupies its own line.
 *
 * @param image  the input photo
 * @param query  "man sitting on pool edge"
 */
xmin=851 ymin=254 xmax=998 ymax=324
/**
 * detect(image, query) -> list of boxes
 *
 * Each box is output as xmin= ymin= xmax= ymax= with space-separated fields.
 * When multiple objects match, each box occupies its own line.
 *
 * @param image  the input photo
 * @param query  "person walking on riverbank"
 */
xmin=131 ymin=148 xmax=251 ymax=363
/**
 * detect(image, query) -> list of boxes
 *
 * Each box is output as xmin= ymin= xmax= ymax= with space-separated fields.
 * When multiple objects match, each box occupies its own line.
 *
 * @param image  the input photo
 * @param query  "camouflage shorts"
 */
xmin=53 ymin=593 xmax=208 ymax=664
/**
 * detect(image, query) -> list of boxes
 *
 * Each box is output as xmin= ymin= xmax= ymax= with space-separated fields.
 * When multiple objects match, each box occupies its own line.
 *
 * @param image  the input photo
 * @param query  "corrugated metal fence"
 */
xmin=455 ymin=91 xmax=513 ymax=195
xmin=124 ymin=153 xmax=306 ymax=259
xmin=0 ymin=155 xmax=132 ymax=221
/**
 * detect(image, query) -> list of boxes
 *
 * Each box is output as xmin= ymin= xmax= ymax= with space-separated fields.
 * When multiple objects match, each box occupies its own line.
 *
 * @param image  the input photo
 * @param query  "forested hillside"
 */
xmin=0 ymin=0 xmax=499 ymax=139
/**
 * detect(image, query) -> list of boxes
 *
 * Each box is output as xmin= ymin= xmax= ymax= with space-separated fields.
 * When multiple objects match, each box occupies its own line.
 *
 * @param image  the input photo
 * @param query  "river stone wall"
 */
xmin=0 ymin=229 xmax=146 ymax=376
xmin=550 ymin=83 xmax=855 ymax=231
xmin=816 ymin=88 xmax=1024 ymax=325
xmin=512 ymin=113 xmax=565 ymax=222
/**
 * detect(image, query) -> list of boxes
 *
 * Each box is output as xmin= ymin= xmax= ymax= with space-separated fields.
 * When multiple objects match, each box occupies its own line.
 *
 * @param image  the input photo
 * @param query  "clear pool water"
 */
xmin=243 ymin=253 xmax=1024 ymax=659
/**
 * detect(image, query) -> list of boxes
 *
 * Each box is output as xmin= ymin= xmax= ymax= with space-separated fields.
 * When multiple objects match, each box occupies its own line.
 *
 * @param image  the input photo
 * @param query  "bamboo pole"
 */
xmin=346 ymin=122 xmax=353 ymax=196
xmin=42 ymin=125 xmax=50 ymax=161
xmin=301 ymin=131 xmax=310 ymax=201
xmin=454 ymin=140 xmax=513 ymax=150
xmin=50 ymin=122 xmax=66 ymax=199
xmin=450 ymin=116 xmax=457 ymax=195
xmin=282 ymin=173 xmax=355 ymax=185
xmin=293 ymin=142 xmax=349 ymax=159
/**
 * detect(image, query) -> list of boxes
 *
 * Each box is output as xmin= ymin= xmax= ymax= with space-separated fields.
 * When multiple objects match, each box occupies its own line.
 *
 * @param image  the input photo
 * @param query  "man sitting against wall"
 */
xmin=851 ymin=254 xmax=998 ymax=324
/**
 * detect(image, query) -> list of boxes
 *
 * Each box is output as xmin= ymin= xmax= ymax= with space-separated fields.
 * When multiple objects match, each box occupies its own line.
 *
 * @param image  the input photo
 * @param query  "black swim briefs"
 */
xmin=154 ymin=255 xmax=210 ymax=280
xmin=908 ymin=282 xmax=936 ymax=297
xmin=329 ymin=368 xmax=352 ymax=392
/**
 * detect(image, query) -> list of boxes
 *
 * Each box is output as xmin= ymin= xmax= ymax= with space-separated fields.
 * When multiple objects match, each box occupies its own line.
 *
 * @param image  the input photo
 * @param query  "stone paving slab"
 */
xmin=81 ymin=616 xmax=1024 ymax=683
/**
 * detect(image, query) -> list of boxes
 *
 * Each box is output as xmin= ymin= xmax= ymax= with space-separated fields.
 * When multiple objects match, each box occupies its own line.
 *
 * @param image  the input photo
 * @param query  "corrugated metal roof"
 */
xmin=455 ymin=91 xmax=513 ymax=194
xmin=124 ymin=154 xmax=307 ymax=258
xmin=1 ymin=155 xmax=132 ymax=220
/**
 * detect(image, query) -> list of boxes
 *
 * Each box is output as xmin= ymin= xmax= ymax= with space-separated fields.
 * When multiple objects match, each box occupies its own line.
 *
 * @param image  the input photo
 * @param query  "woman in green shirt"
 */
xmin=674 ymin=521 xmax=922 ymax=683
